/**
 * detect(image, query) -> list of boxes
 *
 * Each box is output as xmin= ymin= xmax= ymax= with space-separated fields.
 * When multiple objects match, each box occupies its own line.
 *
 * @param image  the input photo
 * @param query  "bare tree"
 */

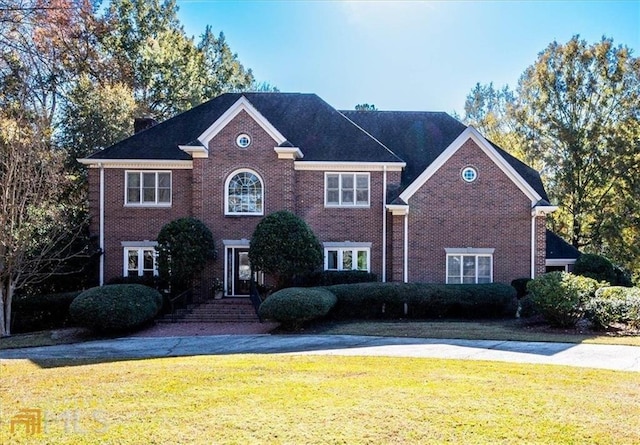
xmin=0 ymin=110 xmax=87 ymax=336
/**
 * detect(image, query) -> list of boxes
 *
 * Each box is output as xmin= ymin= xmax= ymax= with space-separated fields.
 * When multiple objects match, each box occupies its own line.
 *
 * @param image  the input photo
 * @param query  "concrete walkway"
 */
xmin=2 ymin=335 xmax=640 ymax=372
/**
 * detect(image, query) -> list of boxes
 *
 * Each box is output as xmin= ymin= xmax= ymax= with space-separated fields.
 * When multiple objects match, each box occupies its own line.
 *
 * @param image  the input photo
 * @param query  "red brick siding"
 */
xmin=405 ymin=138 xmax=533 ymax=284
xmin=100 ymin=168 xmax=192 ymax=281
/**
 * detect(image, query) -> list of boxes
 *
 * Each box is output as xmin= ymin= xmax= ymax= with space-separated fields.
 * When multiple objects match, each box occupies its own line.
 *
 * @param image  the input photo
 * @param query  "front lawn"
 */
xmin=2 ymin=355 xmax=639 ymax=444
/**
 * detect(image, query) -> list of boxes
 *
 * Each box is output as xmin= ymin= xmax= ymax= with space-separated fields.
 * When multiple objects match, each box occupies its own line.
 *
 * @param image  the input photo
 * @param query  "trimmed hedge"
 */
xmin=258 ymin=287 xmax=337 ymax=328
xmin=296 ymin=270 xmax=378 ymax=287
xmin=326 ymin=282 xmax=517 ymax=319
xmin=574 ymin=254 xmax=616 ymax=284
xmin=526 ymin=272 xmax=605 ymax=327
xmin=12 ymin=291 xmax=81 ymax=333
xmin=69 ymin=284 xmax=163 ymax=333
xmin=511 ymin=278 xmax=532 ymax=299
xmin=585 ymin=287 xmax=640 ymax=330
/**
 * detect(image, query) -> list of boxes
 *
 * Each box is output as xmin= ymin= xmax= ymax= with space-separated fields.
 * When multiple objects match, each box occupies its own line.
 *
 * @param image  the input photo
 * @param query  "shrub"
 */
xmin=327 ymin=282 xmax=517 ymax=320
xmin=107 ymin=275 xmax=161 ymax=289
xmin=585 ymin=287 xmax=640 ymax=330
xmin=157 ymin=217 xmax=216 ymax=293
xmin=511 ymin=278 xmax=532 ymax=298
xmin=258 ymin=287 xmax=337 ymax=328
xmin=12 ymin=291 xmax=81 ymax=333
xmin=296 ymin=270 xmax=378 ymax=287
xmin=249 ymin=211 xmax=323 ymax=290
xmin=574 ymin=254 xmax=615 ymax=284
xmin=69 ymin=284 xmax=163 ymax=333
xmin=526 ymin=272 xmax=605 ymax=327
xmin=517 ymin=295 xmax=539 ymax=318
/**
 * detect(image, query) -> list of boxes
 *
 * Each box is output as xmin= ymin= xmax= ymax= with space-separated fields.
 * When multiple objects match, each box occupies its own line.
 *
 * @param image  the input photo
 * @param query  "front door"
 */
xmin=234 ymin=249 xmax=252 ymax=296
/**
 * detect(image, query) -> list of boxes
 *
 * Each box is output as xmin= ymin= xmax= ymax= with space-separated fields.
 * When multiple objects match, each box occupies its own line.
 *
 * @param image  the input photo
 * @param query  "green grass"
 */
xmin=1 ymin=355 xmax=638 ymax=444
xmin=301 ymin=319 xmax=640 ymax=346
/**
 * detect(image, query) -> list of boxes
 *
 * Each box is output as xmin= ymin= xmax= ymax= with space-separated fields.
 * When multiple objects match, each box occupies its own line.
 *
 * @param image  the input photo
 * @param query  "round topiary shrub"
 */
xmin=70 ymin=284 xmax=163 ymax=333
xmin=258 ymin=287 xmax=337 ymax=329
xmin=526 ymin=272 xmax=605 ymax=327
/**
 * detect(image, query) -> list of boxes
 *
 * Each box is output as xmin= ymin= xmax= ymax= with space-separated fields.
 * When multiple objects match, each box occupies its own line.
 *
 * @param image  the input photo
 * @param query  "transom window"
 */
xmin=325 ymin=173 xmax=370 ymax=207
xmin=124 ymin=247 xmax=157 ymax=277
xmin=446 ymin=253 xmax=493 ymax=284
xmin=324 ymin=246 xmax=370 ymax=271
xmin=225 ymin=169 xmax=264 ymax=215
xmin=126 ymin=171 xmax=171 ymax=205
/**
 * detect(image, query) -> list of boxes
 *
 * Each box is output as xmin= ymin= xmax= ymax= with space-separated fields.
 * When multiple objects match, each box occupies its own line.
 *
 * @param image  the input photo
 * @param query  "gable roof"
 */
xmin=86 ymin=93 xmax=403 ymax=164
xmin=546 ymin=230 xmax=581 ymax=260
xmin=343 ymin=110 xmax=549 ymax=202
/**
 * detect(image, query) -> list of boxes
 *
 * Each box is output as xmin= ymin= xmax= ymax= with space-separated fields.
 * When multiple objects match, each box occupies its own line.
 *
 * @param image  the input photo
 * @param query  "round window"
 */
xmin=236 ymin=134 xmax=251 ymax=148
xmin=461 ymin=166 xmax=478 ymax=183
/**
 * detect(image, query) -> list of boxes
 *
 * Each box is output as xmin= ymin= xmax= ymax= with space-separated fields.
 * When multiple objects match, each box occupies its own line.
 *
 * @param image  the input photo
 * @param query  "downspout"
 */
xmin=403 ymin=212 xmax=409 ymax=283
xmin=382 ymin=166 xmax=387 ymax=282
xmin=99 ymin=163 xmax=105 ymax=286
xmin=530 ymin=212 xmax=536 ymax=279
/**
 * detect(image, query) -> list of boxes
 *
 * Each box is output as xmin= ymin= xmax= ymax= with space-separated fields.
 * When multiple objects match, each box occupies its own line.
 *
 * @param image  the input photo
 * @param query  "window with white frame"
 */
xmin=325 ymin=173 xmax=370 ymax=207
xmin=124 ymin=247 xmax=158 ymax=277
xmin=126 ymin=171 xmax=171 ymax=205
xmin=225 ymin=169 xmax=264 ymax=215
xmin=324 ymin=244 xmax=371 ymax=271
xmin=446 ymin=249 xmax=494 ymax=284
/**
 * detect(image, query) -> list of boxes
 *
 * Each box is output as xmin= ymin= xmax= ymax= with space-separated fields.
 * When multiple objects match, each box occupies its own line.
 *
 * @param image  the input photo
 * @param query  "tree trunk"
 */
xmin=0 ymin=280 xmax=15 ymax=337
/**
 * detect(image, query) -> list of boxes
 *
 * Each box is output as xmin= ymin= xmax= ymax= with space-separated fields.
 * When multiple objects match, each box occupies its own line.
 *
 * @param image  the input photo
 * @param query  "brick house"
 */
xmin=79 ymin=92 xmax=558 ymax=297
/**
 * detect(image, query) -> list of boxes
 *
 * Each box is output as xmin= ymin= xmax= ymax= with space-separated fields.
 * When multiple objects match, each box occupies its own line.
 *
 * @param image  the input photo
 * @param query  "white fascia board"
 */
xmin=445 ymin=247 xmax=495 ymax=254
xmin=295 ymin=161 xmax=405 ymax=172
xmin=386 ymin=204 xmax=409 ymax=215
xmin=222 ymin=239 xmax=250 ymax=247
xmin=274 ymin=146 xmax=304 ymax=159
xmin=323 ymin=241 xmax=372 ymax=248
xmin=546 ymin=258 xmax=577 ymax=266
xmin=77 ymin=158 xmax=193 ymax=169
xmin=198 ymin=96 xmax=287 ymax=147
xmin=532 ymin=205 xmax=559 ymax=216
xmin=179 ymin=145 xmax=209 ymax=158
xmin=399 ymin=127 xmax=542 ymax=204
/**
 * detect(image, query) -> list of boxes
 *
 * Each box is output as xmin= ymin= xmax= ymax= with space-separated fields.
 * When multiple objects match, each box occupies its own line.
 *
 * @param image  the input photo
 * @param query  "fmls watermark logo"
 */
xmin=6 ymin=407 xmax=109 ymax=436
xmin=10 ymin=408 xmax=42 ymax=436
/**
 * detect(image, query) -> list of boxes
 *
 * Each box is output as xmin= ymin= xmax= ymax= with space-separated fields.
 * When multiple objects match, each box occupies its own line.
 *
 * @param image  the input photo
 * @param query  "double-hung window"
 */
xmin=324 ymin=243 xmax=371 ymax=272
xmin=126 ymin=171 xmax=171 ymax=205
xmin=124 ymin=247 xmax=158 ymax=277
xmin=445 ymin=248 xmax=494 ymax=284
xmin=325 ymin=173 xmax=369 ymax=207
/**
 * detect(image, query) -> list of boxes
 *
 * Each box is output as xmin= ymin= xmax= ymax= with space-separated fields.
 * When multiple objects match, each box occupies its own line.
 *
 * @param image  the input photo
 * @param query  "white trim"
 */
xmin=323 ymin=241 xmax=372 ymax=248
xmin=382 ymin=166 xmax=387 ymax=283
xmin=224 ymin=168 xmax=265 ymax=216
xmin=386 ymin=204 xmax=409 ymax=216
xmin=179 ymin=145 xmax=209 ymax=158
xmin=546 ymin=259 xmax=577 ymax=266
xmin=399 ymin=127 xmax=542 ymax=204
xmin=198 ymin=96 xmax=287 ymax=147
xmin=532 ymin=206 xmax=558 ymax=216
xmin=324 ymin=172 xmax=370 ymax=208
xmin=121 ymin=240 xmax=158 ymax=248
xmin=531 ymin=214 xmax=536 ymax=279
xmin=295 ymin=161 xmax=405 ymax=171
xmin=403 ymin=213 xmax=409 ymax=282
xmin=99 ymin=164 xmax=105 ymax=286
xmin=124 ymin=170 xmax=172 ymax=207
xmin=223 ymin=239 xmax=251 ymax=247
xmin=78 ymin=159 xmax=193 ymax=169
xmin=274 ymin=146 xmax=304 ymax=160
xmin=444 ymin=247 xmax=495 ymax=254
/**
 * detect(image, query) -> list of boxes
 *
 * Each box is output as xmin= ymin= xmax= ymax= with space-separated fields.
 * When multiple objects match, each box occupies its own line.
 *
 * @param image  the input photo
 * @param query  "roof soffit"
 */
xmin=399 ymin=127 xmax=542 ymax=204
xmin=197 ymin=96 xmax=287 ymax=148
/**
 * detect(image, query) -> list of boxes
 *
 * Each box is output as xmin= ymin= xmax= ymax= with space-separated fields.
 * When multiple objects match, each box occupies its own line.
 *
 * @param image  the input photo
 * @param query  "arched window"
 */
xmin=225 ymin=169 xmax=264 ymax=215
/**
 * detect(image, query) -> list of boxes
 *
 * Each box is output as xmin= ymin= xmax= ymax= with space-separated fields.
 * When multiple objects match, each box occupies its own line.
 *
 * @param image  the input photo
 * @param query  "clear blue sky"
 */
xmin=177 ymin=0 xmax=640 ymax=115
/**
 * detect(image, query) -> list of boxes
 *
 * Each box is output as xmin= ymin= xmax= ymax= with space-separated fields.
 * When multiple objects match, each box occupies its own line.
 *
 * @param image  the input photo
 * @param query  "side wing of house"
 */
xmin=390 ymin=127 xmax=555 ymax=284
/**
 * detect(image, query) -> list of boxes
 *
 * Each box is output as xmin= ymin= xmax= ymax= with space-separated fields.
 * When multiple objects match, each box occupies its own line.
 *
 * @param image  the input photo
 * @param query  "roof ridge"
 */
xmin=338 ymin=110 xmax=406 ymax=163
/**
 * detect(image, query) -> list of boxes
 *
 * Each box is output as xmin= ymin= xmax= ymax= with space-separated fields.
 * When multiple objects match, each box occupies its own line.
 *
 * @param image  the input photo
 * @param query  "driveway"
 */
xmin=2 ymin=335 xmax=639 ymax=372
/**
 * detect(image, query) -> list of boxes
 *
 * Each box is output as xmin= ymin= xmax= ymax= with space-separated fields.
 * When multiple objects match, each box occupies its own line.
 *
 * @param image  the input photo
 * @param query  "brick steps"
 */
xmin=158 ymin=298 xmax=259 ymax=323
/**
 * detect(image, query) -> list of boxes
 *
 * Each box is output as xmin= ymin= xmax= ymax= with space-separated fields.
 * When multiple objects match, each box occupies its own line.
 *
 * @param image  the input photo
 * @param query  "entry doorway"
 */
xmin=225 ymin=246 xmax=263 ymax=296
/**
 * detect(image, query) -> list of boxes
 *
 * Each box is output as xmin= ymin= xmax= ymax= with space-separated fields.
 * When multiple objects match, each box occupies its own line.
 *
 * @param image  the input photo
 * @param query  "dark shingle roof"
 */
xmin=343 ymin=110 xmax=549 ymax=201
xmin=88 ymin=93 xmax=403 ymax=163
xmin=546 ymin=230 xmax=581 ymax=259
